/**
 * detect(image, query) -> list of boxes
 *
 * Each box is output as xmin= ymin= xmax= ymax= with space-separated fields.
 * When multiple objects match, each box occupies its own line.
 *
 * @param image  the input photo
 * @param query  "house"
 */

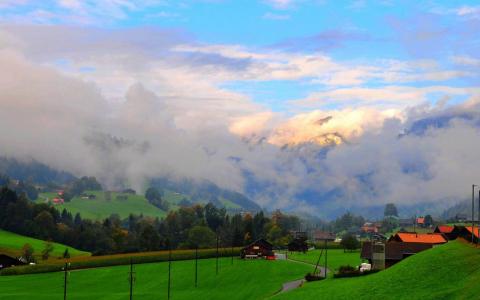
xmin=416 ymin=217 xmax=425 ymax=227
xmin=361 ymin=222 xmax=379 ymax=233
xmin=434 ymin=225 xmax=457 ymax=240
xmin=0 ymin=254 xmax=26 ymax=270
xmin=52 ymin=198 xmax=64 ymax=204
xmin=288 ymin=238 xmax=308 ymax=253
xmin=453 ymin=225 xmax=479 ymax=244
xmin=361 ymin=241 xmax=432 ymax=268
xmin=241 ymin=239 xmax=274 ymax=259
xmin=388 ymin=232 xmax=447 ymax=245
xmin=313 ymin=230 xmax=336 ymax=242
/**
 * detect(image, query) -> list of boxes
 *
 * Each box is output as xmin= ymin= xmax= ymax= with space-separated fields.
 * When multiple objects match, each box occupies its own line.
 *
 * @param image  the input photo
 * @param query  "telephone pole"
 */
xmin=128 ymin=259 xmax=135 ymax=300
xmin=63 ymin=262 xmax=68 ymax=300
xmin=168 ymin=246 xmax=172 ymax=300
xmin=195 ymin=246 xmax=198 ymax=287
xmin=473 ymin=185 xmax=477 ymax=243
xmin=216 ymin=233 xmax=219 ymax=275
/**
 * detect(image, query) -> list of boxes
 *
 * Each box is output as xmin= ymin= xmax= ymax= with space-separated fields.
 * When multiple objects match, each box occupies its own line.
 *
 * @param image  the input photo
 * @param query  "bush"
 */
xmin=333 ymin=265 xmax=380 ymax=278
xmin=305 ymin=273 xmax=326 ymax=281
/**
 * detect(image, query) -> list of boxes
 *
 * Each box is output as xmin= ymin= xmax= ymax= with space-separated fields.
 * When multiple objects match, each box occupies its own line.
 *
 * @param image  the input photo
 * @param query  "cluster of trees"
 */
xmin=0 ymin=187 xmax=301 ymax=255
xmin=62 ymin=176 xmax=102 ymax=201
xmin=144 ymin=187 xmax=169 ymax=211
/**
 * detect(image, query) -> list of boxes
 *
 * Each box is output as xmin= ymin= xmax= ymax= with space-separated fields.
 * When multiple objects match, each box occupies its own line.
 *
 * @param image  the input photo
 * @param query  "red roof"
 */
xmin=416 ymin=217 xmax=425 ymax=224
xmin=391 ymin=233 xmax=447 ymax=244
xmin=436 ymin=225 xmax=454 ymax=234
xmin=464 ymin=226 xmax=480 ymax=238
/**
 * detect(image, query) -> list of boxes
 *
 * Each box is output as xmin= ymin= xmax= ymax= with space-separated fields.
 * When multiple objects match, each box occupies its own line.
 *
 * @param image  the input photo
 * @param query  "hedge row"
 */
xmin=0 ymin=247 xmax=242 ymax=276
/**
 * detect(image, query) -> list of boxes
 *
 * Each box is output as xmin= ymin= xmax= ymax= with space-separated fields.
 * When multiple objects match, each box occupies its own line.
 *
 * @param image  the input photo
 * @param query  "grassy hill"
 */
xmin=0 ymin=229 xmax=89 ymax=259
xmin=0 ymin=257 xmax=311 ymax=299
xmin=275 ymin=240 xmax=480 ymax=300
xmin=38 ymin=190 xmax=167 ymax=220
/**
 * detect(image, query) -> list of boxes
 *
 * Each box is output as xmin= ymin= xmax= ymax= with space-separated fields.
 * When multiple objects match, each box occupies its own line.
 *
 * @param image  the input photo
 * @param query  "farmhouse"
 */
xmin=361 ymin=241 xmax=432 ymax=268
xmin=388 ymin=232 xmax=447 ymax=245
xmin=241 ymin=239 xmax=274 ymax=259
xmin=288 ymin=238 xmax=308 ymax=252
xmin=0 ymin=254 xmax=26 ymax=270
xmin=416 ymin=217 xmax=425 ymax=227
xmin=313 ymin=230 xmax=335 ymax=242
xmin=361 ymin=222 xmax=379 ymax=233
xmin=434 ymin=225 xmax=457 ymax=240
xmin=454 ymin=226 xmax=479 ymax=244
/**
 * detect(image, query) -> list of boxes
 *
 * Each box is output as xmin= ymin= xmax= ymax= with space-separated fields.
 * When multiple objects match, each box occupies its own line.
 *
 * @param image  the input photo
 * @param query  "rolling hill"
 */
xmin=276 ymin=240 xmax=480 ymax=300
xmin=0 ymin=229 xmax=89 ymax=259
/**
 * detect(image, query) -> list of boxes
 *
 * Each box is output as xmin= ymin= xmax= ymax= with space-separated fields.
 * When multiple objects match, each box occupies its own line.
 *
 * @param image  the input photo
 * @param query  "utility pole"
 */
xmin=195 ymin=246 xmax=198 ymax=288
xmin=473 ymin=185 xmax=477 ymax=243
xmin=63 ymin=262 xmax=68 ymax=300
xmin=231 ymin=234 xmax=234 ymax=265
xmin=216 ymin=233 xmax=219 ymax=275
xmin=478 ymin=189 xmax=480 ymax=247
xmin=168 ymin=246 xmax=172 ymax=300
xmin=128 ymin=259 xmax=135 ymax=300
xmin=324 ymin=239 xmax=327 ymax=278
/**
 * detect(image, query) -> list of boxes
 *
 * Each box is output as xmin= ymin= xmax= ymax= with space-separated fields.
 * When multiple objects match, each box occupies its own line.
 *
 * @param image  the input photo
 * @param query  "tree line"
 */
xmin=0 ymin=186 xmax=301 ymax=256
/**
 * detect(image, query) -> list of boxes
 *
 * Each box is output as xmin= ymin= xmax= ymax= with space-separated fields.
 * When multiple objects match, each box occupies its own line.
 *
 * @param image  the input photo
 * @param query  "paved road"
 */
xmin=275 ymin=259 xmax=329 ymax=294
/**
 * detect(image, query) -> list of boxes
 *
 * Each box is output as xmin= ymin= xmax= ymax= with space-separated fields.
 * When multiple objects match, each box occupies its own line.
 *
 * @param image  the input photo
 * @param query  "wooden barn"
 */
xmin=313 ymin=230 xmax=336 ymax=242
xmin=241 ymin=239 xmax=274 ymax=259
xmin=453 ymin=226 xmax=479 ymax=244
xmin=0 ymin=254 xmax=26 ymax=270
xmin=434 ymin=225 xmax=457 ymax=240
xmin=287 ymin=238 xmax=308 ymax=253
xmin=388 ymin=232 xmax=447 ymax=245
xmin=361 ymin=241 xmax=432 ymax=268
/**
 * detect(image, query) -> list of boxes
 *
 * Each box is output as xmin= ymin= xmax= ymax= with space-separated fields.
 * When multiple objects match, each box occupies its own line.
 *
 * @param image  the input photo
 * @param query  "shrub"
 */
xmin=334 ymin=265 xmax=380 ymax=278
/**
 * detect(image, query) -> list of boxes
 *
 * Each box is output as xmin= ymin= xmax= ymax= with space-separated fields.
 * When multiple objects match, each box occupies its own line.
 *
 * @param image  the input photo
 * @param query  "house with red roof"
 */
xmin=454 ymin=225 xmax=479 ymax=244
xmin=388 ymin=232 xmax=447 ymax=245
xmin=434 ymin=225 xmax=457 ymax=240
xmin=416 ymin=217 xmax=425 ymax=227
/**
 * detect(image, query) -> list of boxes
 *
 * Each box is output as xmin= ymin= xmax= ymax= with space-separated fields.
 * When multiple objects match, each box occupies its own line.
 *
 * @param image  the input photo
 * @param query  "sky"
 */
xmin=1 ymin=1 xmax=480 ymax=217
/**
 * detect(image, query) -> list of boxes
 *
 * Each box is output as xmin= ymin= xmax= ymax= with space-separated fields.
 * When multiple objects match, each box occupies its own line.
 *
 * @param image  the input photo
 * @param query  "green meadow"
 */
xmin=38 ymin=191 xmax=166 ymax=220
xmin=0 ymin=258 xmax=311 ymax=300
xmin=0 ymin=229 xmax=90 ymax=259
xmin=285 ymin=248 xmax=363 ymax=274
xmin=276 ymin=240 xmax=480 ymax=300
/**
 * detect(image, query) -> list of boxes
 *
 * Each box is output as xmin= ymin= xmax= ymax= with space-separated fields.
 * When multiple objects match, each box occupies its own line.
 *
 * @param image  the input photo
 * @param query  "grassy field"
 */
xmin=38 ymin=191 xmax=166 ymax=220
xmin=284 ymin=249 xmax=363 ymax=274
xmin=0 ymin=229 xmax=90 ymax=259
xmin=0 ymin=257 xmax=311 ymax=299
xmin=275 ymin=240 xmax=480 ymax=300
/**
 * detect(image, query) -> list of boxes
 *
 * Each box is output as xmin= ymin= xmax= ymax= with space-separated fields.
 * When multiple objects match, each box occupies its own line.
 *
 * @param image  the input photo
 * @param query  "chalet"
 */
xmin=454 ymin=226 xmax=479 ymax=244
xmin=434 ymin=225 xmax=457 ymax=240
xmin=288 ymin=238 xmax=308 ymax=253
xmin=241 ymin=239 xmax=274 ymax=259
xmin=361 ymin=222 xmax=379 ymax=233
xmin=388 ymin=232 xmax=447 ymax=245
xmin=416 ymin=217 xmax=425 ymax=227
xmin=52 ymin=198 xmax=64 ymax=204
xmin=313 ymin=230 xmax=335 ymax=242
xmin=290 ymin=231 xmax=307 ymax=240
xmin=0 ymin=254 xmax=26 ymax=270
xmin=361 ymin=241 xmax=432 ymax=268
